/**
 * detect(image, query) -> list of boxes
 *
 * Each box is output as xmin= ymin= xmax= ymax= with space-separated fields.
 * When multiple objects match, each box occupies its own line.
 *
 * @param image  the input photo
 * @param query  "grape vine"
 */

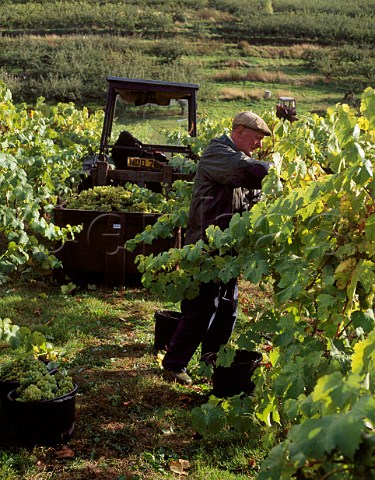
xmin=0 ymin=317 xmax=58 ymax=359
xmin=134 ymin=88 xmax=375 ymax=479
xmin=0 ymin=82 xmax=103 ymax=282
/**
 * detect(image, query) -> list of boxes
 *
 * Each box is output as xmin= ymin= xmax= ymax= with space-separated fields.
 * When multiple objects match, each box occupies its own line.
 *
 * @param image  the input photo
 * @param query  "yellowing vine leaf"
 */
xmin=351 ymin=330 xmax=375 ymax=379
xmin=334 ymin=257 xmax=356 ymax=290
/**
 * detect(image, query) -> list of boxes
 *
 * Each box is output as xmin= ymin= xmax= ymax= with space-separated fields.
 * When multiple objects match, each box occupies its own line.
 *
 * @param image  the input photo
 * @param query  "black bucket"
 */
xmin=154 ymin=310 xmax=182 ymax=352
xmin=6 ymin=383 xmax=78 ymax=445
xmin=212 ymin=350 xmax=262 ymax=398
xmin=0 ymin=380 xmax=19 ymax=410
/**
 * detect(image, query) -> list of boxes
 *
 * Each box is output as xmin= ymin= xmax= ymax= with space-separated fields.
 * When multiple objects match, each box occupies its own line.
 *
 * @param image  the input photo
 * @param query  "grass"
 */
xmin=0 ymin=273 xmax=272 ymax=479
xmin=198 ymin=52 xmax=346 ymax=117
xmin=1 ymin=31 xmax=360 ymax=120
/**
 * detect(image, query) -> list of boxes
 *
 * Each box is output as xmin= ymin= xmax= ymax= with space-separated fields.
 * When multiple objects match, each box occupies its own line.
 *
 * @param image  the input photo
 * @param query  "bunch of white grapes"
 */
xmin=16 ymin=370 xmax=74 ymax=402
xmin=0 ymin=355 xmax=48 ymax=382
xmin=65 ymin=185 xmax=166 ymax=213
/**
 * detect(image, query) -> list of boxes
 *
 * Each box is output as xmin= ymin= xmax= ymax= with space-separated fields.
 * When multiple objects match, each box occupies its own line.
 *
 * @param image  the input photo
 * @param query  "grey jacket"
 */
xmin=184 ymin=134 xmax=271 ymax=245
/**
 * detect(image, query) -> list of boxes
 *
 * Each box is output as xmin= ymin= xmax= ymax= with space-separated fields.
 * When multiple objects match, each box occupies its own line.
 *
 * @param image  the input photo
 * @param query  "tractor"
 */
xmin=86 ymin=76 xmax=200 ymax=191
xmin=276 ymin=96 xmax=298 ymax=122
xmin=54 ymin=77 xmax=200 ymax=286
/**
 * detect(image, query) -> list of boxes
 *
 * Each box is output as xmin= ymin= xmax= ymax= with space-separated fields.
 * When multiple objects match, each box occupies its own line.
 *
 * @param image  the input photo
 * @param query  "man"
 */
xmin=162 ymin=111 xmax=272 ymax=385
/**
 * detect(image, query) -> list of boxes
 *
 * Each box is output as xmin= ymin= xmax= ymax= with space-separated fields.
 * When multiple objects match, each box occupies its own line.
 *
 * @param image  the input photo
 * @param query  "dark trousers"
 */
xmin=162 ymin=278 xmax=238 ymax=372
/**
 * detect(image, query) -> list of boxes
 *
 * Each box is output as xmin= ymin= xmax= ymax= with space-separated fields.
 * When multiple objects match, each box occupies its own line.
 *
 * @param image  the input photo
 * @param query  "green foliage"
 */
xmin=258 ymin=331 xmax=375 ymax=479
xmin=0 ymin=317 xmax=71 ymax=402
xmin=211 ymin=0 xmax=375 ymax=43
xmin=263 ymin=0 xmax=273 ymax=14
xmin=0 ymin=1 xmax=174 ymax=34
xmin=0 ymin=317 xmax=59 ymax=359
xmin=0 ymin=35 xmax=374 ymax=472
xmin=0 ymin=35 xmax=198 ymax=104
xmin=140 ymin=88 xmax=375 ymax=478
xmin=125 ymin=179 xmax=194 ymax=254
xmin=302 ymin=45 xmax=375 ymax=89
xmin=0 ymin=84 xmax=103 ymax=280
xmin=149 ymin=40 xmax=187 ymax=64
xmin=192 ymin=395 xmax=257 ymax=436
xmin=0 ymin=1 xmax=373 ymax=105
xmin=191 ymin=398 xmax=228 ymax=435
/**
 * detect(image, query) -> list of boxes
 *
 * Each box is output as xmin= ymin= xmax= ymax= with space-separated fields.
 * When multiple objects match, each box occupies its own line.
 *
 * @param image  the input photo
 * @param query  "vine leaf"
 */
xmin=288 ymin=414 xmax=363 ymax=462
xmin=191 ymin=403 xmax=227 ymax=435
xmin=257 ymin=442 xmax=294 ymax=480
xmin=365 ymin=212 xmax=375 ymax=241
xmin=351 ymin=309 xmax=375 ymax=334
xmin=351 ymin=330 xmax=375 ymax=378
xmin=355 ymin=259 xmax=375 ymax=294
xmin=312 ymin=372 xmax=358 ymax=413
xmin=216 ymin=347 xmax=236 ymax=368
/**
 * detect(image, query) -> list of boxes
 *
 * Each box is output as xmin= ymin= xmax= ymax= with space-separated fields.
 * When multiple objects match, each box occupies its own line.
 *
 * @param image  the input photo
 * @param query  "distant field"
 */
xmin=0 ymin=0 xmax=374 ymax=117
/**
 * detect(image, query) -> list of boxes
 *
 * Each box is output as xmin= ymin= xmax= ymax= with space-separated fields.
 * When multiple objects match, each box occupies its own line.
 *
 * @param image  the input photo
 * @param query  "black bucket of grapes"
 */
xmin=154 ymin=310 xmax=182 ymax=352
xmin=0 ymin=368 xmax=58 ymax=409
xmin=212 ymin=350 xmax=262 ymax=398
xmin=7 ymin=383 xmax=78 ymax=446
xmin=0 ymin=362 xmax=57 ymax=411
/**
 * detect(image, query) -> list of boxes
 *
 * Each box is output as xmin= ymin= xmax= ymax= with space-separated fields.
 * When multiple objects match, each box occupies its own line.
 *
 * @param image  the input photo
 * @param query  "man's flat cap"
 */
xmin=232 ymin=111 xmax=272 ymax=136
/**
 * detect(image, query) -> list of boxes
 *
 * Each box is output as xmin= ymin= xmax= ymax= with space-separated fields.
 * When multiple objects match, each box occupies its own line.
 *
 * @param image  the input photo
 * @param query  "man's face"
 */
xmin=233 ymin=126 xmax=265 ymax=156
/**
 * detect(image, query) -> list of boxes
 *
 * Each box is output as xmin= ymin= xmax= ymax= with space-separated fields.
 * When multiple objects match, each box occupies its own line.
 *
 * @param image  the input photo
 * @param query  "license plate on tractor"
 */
xmin=127 ymin=157 xmax=161 ymax=170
